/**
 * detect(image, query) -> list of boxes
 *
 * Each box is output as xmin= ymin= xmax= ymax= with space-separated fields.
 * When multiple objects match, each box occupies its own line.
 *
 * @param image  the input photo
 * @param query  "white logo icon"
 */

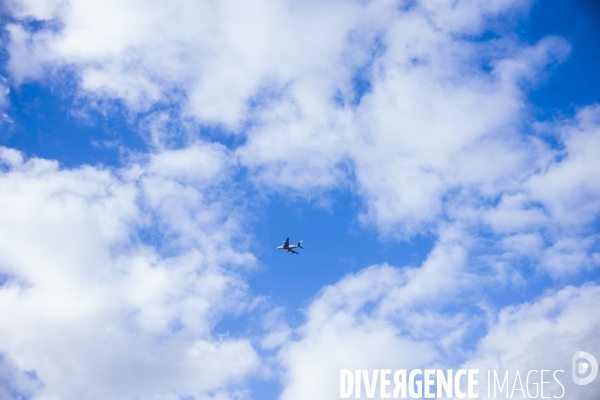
xmin=572 ymin=351 xmax=598 ymax=385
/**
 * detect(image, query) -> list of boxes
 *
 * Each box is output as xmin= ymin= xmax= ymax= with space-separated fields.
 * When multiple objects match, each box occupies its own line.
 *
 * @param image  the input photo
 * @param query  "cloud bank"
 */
xmin=0 ymin=145 xmax=258 ymax=399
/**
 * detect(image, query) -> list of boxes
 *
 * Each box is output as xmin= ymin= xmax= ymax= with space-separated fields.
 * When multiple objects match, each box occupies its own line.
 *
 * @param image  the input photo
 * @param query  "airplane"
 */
xmin=277 ymin=237 xmax=303 ymax=254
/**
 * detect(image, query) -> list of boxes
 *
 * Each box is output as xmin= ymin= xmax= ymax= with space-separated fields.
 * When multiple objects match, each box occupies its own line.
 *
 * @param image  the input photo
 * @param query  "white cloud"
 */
xmin=0 ymin=76 xmax=10 ymax=123
xmin=0 ymin=354 xmax=40 ymax=400
xmin=277 ymin=257 xmax=600 ymax=399
xmin=277 ymin=225 xmax=486 ymax=400
xmin=527 ymin=106 xmax=600 ymax=228
xmin=0 ymin=80 xmax=8 ymax=107
xmin=238 ymin=6 xmax=570 ymax=238
xmin=278 ymin=264 xmax=440 ymax=400
xmin=463 ymin=284 xmax=600 ymax=399
xmin=4 ymin=0 xmax=386 ymax=129
xmin=4 ymin=0 xmax=579 ymax=242
xmin=481 ymin=105 xmax=600 ymax=276
xmin=0 ymin=146 xmax=258 ymax=400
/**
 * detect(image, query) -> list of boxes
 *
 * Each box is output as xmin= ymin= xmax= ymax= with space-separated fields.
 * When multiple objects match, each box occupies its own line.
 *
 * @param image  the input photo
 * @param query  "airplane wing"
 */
xmin=283 ymin=237 xmax=290 ymax=247
xmin=287 ymin=249 xmax=299 ymax=254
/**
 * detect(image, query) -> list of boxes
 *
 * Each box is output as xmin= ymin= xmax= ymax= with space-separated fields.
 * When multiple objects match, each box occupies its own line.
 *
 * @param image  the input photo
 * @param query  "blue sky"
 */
xmin=0 ymin=1 xmax=599 ymax=399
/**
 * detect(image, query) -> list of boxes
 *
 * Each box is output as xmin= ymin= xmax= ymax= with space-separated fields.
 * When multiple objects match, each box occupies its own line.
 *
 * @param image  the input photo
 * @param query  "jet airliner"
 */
xmin=277 ymin=238 xmax=303 ymax=254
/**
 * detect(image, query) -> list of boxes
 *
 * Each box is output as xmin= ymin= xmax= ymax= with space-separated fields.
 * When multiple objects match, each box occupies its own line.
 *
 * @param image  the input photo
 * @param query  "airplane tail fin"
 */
xmin=297 ymin=240 xmax=303 ymax=249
